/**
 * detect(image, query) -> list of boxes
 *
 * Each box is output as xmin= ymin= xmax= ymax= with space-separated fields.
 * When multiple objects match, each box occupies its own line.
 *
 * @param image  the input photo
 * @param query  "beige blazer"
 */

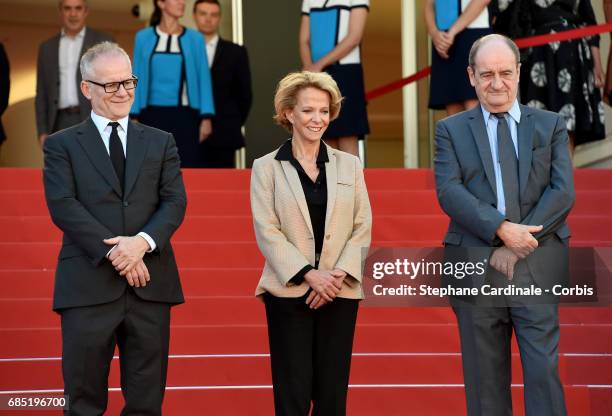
xmin=250 ymin=141 xmax=372 ymax=299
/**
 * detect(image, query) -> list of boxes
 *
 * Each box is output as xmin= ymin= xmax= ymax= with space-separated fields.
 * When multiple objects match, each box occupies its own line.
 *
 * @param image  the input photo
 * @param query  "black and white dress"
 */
xmin=428 ymin=0 xmax=492 ymax=109
xmin=302 ymin=0 xmax=370 ymax=139
xmin=515 ymin=0 xmax=605 ymax=145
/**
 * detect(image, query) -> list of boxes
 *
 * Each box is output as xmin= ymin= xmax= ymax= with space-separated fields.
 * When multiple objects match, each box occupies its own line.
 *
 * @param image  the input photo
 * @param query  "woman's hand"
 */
xmin=303 ymin=61 xmax=324 ymax=72
xmin=432 ymin=30 xmax=452 ymax=59
xmin=304 ymin=269 xmax=342 ymax=302
xmin=305 ymin=269 xmax=347 ymax=309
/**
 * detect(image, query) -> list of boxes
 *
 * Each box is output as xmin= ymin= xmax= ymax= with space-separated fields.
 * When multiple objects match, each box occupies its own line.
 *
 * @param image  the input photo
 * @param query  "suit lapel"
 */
xmin=50 ymin=34 xmax=60 ymax=87
xmin=280 ymin=160 xmax=314 ymax=236
xmin=76 ymin=118 xmax=122 ymax=196
xmin=517 ymin=105 xmax=534 ymax=197
xmin=324 ymin=145 xmax=337 ymax=235
xmin=468 ymin=106 xmax=497 ymax=198
xmin=124 ymin=120 xmax=150 ymax=198
xmin=211 ymin=38 xmax=224 ymax=71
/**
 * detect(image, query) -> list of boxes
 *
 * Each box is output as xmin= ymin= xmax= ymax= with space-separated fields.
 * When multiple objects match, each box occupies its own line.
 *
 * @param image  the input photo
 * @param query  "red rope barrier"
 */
xmin=365 ymin=22 xmax=612 ymax=101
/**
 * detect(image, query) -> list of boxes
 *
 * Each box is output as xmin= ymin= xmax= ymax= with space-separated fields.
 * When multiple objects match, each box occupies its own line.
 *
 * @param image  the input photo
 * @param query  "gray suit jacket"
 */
xmin=434 ymin=104 xmax=575 ymax=290
xmin=43 ymin=118 xmax=187 ymax=310
xmin=35 ymin=28 xmax=112 ymax=135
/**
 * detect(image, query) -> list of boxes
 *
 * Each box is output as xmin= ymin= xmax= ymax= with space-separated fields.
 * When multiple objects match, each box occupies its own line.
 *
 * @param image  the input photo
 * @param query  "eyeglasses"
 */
xmin=85 ymin=76 xmax=138 ymax=93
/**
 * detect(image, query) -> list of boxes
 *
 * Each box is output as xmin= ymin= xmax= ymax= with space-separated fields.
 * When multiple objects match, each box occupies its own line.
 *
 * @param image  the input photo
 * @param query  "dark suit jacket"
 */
xmin=43 ymin=118 xmax=187 ymax=310
xmin=35 ymin=28 xmax=112 ymax=135
xmin=0 ymin=42 xmax=9 ymax=145
xmin=434 ymin=104 xmax=575 ymax=291
xmin=207 ymin=38 xmax=252 ymax=149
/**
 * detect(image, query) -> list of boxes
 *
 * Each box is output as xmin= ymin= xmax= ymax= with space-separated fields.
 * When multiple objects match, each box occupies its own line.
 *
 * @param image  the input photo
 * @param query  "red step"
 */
xmin=3 ymin=189 xmax=612 ymax=217
xmin=3 ymin=298 xmax=612 ymax=328
xmin=1 ymin=324 xmax=611 ymax=359
xmin=4 ymin=352 xmax=612 ymax=391
xmin=0 ymin=384 xmax=606 ymax=416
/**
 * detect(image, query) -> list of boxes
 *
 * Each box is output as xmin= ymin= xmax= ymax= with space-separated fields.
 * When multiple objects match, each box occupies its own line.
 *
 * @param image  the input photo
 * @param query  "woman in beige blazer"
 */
xmin=250 ymin=71 xmax=372 ymax=416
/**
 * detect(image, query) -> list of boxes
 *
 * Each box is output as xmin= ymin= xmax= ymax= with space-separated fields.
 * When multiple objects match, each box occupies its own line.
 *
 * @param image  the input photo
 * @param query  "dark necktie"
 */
xmin=108 ymin=122 xmax=125 ymax=191
xmin=494 ymin=113 xmax=520 ymax=223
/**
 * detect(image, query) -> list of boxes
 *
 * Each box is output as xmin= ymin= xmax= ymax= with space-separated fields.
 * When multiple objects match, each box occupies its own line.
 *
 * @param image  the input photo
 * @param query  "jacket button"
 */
xmin=123 ymin=201 xmax=129 ymax=207
xmin=325 ymin=234 xmax=331 ymax=240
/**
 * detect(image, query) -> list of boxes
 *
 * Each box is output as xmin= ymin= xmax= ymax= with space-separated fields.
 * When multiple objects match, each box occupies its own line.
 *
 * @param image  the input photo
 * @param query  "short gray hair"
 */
xmin=468 ymin=34 xmax=520 ymax=68
xmin=58 ymin=0 xmax=88 ymax=7
xmin=80 ymin=42 xmax=131 ymax=79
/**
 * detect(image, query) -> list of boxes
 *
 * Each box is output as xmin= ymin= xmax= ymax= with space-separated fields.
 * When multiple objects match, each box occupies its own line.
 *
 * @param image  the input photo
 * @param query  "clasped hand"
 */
xmin=304 ymin=269 xmax=347 ymax=310
xmin=104 ymin=236 xmax=151 ymax=287
xmin=497 ymin=221 xmax=543 ymax=259
xmin=490 ymin=246 xmax=519 ymax=280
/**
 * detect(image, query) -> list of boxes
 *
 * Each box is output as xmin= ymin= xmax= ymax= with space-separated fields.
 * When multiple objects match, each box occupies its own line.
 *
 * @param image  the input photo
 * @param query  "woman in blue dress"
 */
xmin=425 ymin=0 xmax=492 ymax=115
xmin=299 ymin=0 xmax=370 ymax=157
xmin=132 ymin=0 xmax=215 ymax=168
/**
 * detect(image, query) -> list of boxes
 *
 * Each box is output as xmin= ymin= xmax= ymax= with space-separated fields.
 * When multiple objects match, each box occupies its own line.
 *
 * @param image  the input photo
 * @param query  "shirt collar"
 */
xmin=61 ymin=26 xmax=86 ymax=39
xmin=207 ymin=34 xmax=220 ymax=48
xmin=275 ymin=139 xmax=329 ymax=163
xmin=90 ymin=110 xmax=129 ymax=135
xmin=481 ymin=99 xmax=521 ymax=124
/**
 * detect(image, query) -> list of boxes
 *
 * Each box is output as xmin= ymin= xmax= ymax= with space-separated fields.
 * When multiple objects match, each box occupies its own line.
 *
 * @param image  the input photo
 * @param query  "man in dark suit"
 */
xmin=434 ymin=34 xmax=574 ymax=416
xmin=36 ymin=0 xmax=112 ymax=146
xmin=0 ymin=42 xmax=9 ymax=150
xmin=194 ymin=0 xmax=252 ymax=168
xmin=43 ymin=42 xmax=186 ymax=415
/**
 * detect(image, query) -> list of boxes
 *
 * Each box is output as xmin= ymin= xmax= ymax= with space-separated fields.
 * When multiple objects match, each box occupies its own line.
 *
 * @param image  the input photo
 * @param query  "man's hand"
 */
xmin=199 ymin=119 xmax=212 ymax=143
xmin=496 ymin=221 xmax=543 ymax=258
xmin=490 ymin=246 xmax=519 ymax=280
xmin=304 ymin=269 xmax=342 ymax=303
xmin=38 ymin=133 xmax=48 ymax=147
xmin=124 ymin=259 xmax=151 ymax=288
xmin=104 ymin=235 xmax=150 ymax=274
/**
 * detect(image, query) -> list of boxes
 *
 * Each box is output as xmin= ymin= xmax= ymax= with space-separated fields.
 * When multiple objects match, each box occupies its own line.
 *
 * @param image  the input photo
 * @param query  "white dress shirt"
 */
xmin=58 ymin=27 xmax=86 ymax=109
xmin=90 ymin=111 xmax=157 ymax=253
xmin=206 ymin=34 xmax=219 ymax=68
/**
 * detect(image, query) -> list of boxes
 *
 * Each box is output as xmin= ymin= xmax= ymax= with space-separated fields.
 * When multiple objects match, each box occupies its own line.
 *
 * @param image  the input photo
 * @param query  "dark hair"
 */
xmin=468 ymin=34 xmax=520 ymax=68
xmin=193 ymin=0 xmax=221 ymax=14
xmin=149 ymin=0 xmax=162 ymax=27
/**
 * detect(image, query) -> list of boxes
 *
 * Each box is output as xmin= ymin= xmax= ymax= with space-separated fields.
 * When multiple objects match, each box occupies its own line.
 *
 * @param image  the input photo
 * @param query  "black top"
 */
xmin=275 ymin=139 xmax=328 ymax=284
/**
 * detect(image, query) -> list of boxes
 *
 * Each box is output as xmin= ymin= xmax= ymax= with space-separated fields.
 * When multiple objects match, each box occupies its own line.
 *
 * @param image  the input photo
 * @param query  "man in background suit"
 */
xmin=434 ymin=34 xmax=575 ymax=415
xmin=36 ymin=0 xmax=112 ymax=146
xmin=194 ymin=0 xmax=252 ymax=168
xmin=0 ymin=42 xmax=9 ymax=151
xmin=43 ymin=42 xmax=186 ymax=415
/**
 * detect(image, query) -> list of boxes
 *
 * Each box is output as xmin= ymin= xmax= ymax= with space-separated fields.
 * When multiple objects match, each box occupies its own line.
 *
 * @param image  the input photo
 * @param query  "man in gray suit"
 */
xmin=434 ymin=34 xmax=575 ymax=416
xmin=43 ymin=42 xmax=186 ymax=415
xmin=36 ymin=0 xmax=111 ymax=145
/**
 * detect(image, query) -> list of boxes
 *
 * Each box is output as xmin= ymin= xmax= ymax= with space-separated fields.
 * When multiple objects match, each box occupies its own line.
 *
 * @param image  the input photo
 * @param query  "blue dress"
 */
xmin=428 ymin=0 xmax=491 ymax=109
xmin=302 ymin=0 xmax=370 ymax=138
xmin=132 ymin=26 xmax=214 ymax=167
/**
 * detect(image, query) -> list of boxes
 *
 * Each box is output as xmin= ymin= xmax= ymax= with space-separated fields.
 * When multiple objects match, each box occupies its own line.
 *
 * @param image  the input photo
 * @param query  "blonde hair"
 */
xmin=273 ymin=71 xmax=343 ymax=132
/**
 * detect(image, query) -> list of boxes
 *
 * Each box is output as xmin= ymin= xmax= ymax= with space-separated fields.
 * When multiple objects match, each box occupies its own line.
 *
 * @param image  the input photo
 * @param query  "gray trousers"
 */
xmin=453 ymin=300 xmax=567 ymax=416
xmin=53 ymin=110 xmax=82 ymax=133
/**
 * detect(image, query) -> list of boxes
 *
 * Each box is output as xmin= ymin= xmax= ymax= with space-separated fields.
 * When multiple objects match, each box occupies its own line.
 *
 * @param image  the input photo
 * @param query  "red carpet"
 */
xmin=0 ymin=168 xmax=610 ymax=415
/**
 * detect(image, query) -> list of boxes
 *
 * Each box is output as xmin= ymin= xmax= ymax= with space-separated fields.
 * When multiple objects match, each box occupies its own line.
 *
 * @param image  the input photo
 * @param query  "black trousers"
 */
xmin=453 ymin=302 xmax=566 ymax=416
xmin=200 ymin=144 xmax=235 ymax=168
xmin=60 ymin=288 xmax=171 ymax=416
xmin=264 ymin=292 xmax=359 ymax=416
xmin=139 ymin=106 xmax=201 ymax=168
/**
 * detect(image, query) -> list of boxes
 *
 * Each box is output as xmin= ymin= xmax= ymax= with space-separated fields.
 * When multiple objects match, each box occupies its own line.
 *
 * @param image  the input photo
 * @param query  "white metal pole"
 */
xmin=401 ymin=0 xmax=418 ymax=168
xmin=231 ymin=0 xmax=246 ymax=168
